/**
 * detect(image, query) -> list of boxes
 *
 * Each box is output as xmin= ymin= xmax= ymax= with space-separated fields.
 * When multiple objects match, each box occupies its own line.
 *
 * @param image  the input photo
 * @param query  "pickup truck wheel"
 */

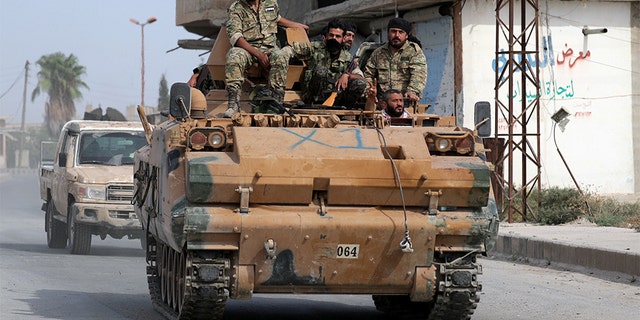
xmin=68 ymin=204 xmax=92 ymax=255
xmin=140 ymin=234 xmax=147 ymax=250
xmin=46 ymin=200 xmax=67 ymax=249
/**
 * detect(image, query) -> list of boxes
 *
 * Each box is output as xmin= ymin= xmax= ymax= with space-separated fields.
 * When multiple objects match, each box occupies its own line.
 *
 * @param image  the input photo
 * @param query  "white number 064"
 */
xmin=336 ymin=244 xmax=359 ymax=259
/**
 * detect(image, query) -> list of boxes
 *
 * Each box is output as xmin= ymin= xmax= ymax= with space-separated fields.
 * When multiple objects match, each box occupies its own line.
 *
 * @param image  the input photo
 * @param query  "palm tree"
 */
xmin=31 ymin=52 xmax=89 ymax=136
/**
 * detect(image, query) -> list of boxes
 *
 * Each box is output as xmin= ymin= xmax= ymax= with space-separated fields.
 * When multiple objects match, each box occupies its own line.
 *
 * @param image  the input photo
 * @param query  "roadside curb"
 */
xmin=492 ymin=234 xmax=640 ymax=277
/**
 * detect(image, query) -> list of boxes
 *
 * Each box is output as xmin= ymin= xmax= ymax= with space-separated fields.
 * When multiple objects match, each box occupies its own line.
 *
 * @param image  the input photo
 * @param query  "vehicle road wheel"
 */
xmin=46 ymin=200 xmax=67 ymax=249
xmin=174 ymin=250 xmax=185 ymax=314
xmin=160 ymin=244 xmax=169 ymax=303
xmin=68 ymin=204 xmax=92 ymax=254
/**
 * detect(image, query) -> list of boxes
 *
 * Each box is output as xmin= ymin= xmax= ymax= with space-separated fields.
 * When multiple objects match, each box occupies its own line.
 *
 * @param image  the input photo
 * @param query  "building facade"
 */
xmin=175 ymin=0 xmax=640 ymax=197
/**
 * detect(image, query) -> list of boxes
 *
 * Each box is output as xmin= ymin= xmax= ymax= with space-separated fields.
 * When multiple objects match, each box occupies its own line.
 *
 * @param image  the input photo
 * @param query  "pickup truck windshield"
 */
xmin=78 ymin=131 xmax=147 ymax=166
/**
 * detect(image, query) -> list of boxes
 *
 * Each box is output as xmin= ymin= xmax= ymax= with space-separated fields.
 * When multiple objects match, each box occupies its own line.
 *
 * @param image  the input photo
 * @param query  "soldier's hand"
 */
xmin=187 ymin=73 xmax=198 ymax=88
xmin=335 ymin=73 xmax=349 ymax=92
xmin=405 ymin=91 xmax=419 ymax=102
xmin=257 ymin=52 xmax=271 ymax=70
xmin=366 ymin=79 xmax=377 ymax=98
xmin=364 ymin=79 xmax=378 ymax=111
xmin=298 ymin=23 xmax=310 ymax=32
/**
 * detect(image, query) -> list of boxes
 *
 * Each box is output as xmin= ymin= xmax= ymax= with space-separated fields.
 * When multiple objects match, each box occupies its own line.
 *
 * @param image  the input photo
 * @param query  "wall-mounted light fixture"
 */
xmin=551 ymin=107 xmax=570 ymax=132
xmin=582 ymin=26 xmax=608 ymax=36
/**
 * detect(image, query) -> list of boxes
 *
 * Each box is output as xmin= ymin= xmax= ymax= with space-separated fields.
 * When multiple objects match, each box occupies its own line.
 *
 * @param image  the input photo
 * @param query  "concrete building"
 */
xmin=174 ymin=0 xmax=639 ymax=198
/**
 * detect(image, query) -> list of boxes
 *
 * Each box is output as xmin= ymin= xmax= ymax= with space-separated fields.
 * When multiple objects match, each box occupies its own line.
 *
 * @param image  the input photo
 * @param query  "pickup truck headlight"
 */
xmin=78 ymin=186 xmax=106 ymax=200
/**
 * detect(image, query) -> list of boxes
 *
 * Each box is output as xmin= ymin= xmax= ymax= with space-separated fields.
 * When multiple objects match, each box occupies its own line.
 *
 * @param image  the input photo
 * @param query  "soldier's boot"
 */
xmin=224 ymin=87 xmax=240 ymax=118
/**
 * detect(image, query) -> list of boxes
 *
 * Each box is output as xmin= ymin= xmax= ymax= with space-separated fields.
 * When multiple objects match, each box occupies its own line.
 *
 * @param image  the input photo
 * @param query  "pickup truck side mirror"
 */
xmin=474 ymin=101 xmax=492 ymax=138
xmin=58 ymin=153 xmax=67 ymax=167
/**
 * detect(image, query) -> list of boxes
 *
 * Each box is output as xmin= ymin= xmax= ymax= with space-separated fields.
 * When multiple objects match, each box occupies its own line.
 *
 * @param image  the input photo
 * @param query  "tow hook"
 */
xmin=264 ymin=238 xmax=277 ymax=259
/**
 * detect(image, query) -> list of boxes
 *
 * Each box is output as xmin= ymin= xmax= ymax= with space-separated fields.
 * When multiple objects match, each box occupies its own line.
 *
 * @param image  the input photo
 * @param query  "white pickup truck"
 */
xmin=39 ymin=120 xmax=147 ymax=254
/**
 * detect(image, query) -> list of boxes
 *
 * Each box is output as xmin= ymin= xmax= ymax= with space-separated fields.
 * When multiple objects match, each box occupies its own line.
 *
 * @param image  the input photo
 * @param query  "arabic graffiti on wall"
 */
xmin=497 ymin=118 xmax=517 ymax=133
xmin=571 ymin=101 xmax=593 ymax=119
xmin=507 ymin=79 xmax=575 ymax=103
xmin=492 ymin=35 xmax=591 ymax=74
xmin=492 ymin=35 xmax=554 ymax=73
xmin=492 ymin=34 xmax=595 ymax=120
xmin=556 ymin=43 xmax=591 ymax=68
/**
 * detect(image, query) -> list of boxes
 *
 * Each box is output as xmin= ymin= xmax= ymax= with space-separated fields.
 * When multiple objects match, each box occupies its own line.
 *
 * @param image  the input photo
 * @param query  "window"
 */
xmin=78 ymin=131 xmax=147 ymax=165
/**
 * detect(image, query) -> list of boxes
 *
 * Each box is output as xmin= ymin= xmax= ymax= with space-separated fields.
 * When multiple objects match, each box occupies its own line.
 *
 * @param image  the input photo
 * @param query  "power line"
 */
xmin=0 ymin=71 xmax=23 ymax=100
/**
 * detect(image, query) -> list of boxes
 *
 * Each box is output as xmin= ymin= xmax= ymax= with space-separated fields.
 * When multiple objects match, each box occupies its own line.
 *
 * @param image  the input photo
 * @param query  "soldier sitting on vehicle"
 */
xmin=223 ymin=0 xmax=308 ymax=118
xmin=342 ymin=20 xmax=357 ymax=53
xmin=188 ymin=65 xmax=215 ymax=95
xmin=268 ymin=19 xmax=366 ymax=107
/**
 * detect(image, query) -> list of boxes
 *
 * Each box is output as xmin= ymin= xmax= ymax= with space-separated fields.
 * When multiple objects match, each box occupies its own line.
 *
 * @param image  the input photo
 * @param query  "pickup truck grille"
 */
xmin=107 ymin=184 xmax=134 ymax=202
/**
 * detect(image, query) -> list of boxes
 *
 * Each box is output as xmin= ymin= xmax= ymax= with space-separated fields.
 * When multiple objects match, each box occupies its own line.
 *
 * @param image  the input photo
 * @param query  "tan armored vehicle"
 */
xmin=40 ymin=120 xmax=147 ymax=254
xmin=133 ymin=29 xmax=498 ymax=319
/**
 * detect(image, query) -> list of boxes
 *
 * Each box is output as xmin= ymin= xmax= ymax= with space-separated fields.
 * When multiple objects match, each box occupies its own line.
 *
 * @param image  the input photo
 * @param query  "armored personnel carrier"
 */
xmin=133 ymin=29 xmax=498 ymax=320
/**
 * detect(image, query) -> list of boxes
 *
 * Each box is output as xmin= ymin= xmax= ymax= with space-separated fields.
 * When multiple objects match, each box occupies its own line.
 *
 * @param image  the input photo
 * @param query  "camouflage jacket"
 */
xmin=291 ymin=41 xmax=363 ymax=89
xmin=363 ymin=41 xmax=427 ymax=98
xmin=226 ymin=0 xmax=281 ymax=48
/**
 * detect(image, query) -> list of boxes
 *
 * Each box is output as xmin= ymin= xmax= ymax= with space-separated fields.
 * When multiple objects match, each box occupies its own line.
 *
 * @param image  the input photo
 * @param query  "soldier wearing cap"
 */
xmin=342 ymin=20 xmax=357 ymax=52
xmin=223 ymin=0 xmax=308 ymax=118
xmin=363 ymin=17 xmax=427 ymax=105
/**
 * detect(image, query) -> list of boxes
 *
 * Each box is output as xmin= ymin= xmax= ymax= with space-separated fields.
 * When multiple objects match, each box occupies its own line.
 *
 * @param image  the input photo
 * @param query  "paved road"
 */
xmin=1 ymin=174 xmax=638 ymax=319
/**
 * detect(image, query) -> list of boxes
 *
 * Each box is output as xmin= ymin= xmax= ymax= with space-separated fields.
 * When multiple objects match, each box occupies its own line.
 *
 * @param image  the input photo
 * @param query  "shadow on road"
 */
xmin=14 ymin=289 xmax=159 ymax=320
xmin=224 ymin=295 xmax=401 ymax=320
xmin=15 ymin=290 xmax=408 ymax=320
xmin=0 ymin=242 xmax=144 ymax=257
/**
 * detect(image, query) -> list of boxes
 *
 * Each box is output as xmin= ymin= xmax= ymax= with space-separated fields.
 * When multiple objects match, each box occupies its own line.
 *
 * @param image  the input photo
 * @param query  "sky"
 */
xmin=0 ymin=0 xmax=210 ymax=125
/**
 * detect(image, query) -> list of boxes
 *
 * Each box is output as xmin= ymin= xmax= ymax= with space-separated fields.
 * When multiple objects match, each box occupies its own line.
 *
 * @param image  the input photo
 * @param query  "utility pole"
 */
xmin=18 ymin=60 xmax=29 ymax=168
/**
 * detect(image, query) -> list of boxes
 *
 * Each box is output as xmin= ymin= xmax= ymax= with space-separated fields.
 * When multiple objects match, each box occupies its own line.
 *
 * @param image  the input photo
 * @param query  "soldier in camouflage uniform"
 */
xmin=342 ymin=20 xmax=357 ymax=53
xmin=188 ymin=65 xmax=215 ymax=94
xmin=363 ymin=17 xmax=427 ymax=106
xmin=268 ymin=19 xmax=366 ymax=107
xmin=224 ymin=0 xmax=308 ymax=118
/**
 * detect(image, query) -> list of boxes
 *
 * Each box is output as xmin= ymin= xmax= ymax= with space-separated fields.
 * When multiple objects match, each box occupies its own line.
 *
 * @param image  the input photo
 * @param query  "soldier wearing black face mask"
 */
xmin=268 ymin=19 xmax=366 ymax=106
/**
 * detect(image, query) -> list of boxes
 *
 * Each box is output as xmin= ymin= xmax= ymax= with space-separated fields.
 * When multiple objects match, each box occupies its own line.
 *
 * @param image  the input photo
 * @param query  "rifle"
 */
xmin=322 ymin=57 xmax=358 ymax=106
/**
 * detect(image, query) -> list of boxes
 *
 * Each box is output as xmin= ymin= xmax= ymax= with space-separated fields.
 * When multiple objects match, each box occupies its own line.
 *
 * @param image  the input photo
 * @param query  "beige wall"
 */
xmin=463 ymin=0 xmax=639 ymax=195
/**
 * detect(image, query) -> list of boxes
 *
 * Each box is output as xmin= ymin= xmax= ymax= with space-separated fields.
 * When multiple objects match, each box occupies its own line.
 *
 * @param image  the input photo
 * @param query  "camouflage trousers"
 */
xmin=268 ymin=46 xmax=294 ymax=92
xmin=269 ymin=48 xmax=366 ymax=106
xmin=225 ymin=46 xmax=274 ymax=90
xmin=304 ymin=66 xmax=366 ymax=106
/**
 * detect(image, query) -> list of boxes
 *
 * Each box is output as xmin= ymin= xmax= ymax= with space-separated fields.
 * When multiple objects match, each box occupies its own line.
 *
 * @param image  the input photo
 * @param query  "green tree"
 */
xmin=31 ymin=52 xmax=89 ymax=136
xmin=158 ymin=74 xmax=169 ymax=113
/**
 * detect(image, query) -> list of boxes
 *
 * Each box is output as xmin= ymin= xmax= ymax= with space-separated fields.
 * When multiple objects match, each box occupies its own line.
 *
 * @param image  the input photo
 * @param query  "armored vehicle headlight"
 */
xmin=189 ymin=131 xmax=207 ymax=150
xmin=188 ymin=128 xmax=227 ymax=151
xmin=455 ymin=135 xmax=474 ymax=155
xmin=436 ymin=138 xmax=451 ymax=152
xmin=427 ymin=131 xmax=473 ymax=155
xmin=78 ymin=186 xmax=106 ymax=200
xmin=208 ymin=131 xmax=226 ymax=149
